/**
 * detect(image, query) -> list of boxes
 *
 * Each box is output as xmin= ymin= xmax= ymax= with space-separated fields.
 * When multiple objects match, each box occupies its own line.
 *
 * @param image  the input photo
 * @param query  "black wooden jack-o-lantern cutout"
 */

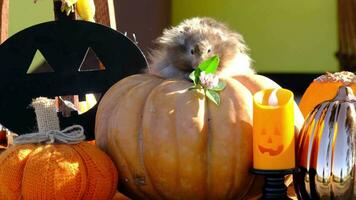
xmin=0 ymin=20 xmax=147 ymax=139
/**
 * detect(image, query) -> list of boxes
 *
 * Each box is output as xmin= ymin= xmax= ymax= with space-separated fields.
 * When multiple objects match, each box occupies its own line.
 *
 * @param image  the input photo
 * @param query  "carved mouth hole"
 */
xmin=55 ymin=93 xmax=101 ymax=117
xmin=0 ymin=129 xmax=7 ymax=148
xmin=0 ymin=126 xmax=17 ymax=148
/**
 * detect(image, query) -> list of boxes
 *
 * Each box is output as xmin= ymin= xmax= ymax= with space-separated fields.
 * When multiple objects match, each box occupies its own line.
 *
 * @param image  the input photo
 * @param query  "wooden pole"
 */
xmin=93 ymin=0 xmax=116 ymax=29
xmin=0 ymin=0 xmax=9 ymax=147
xmin=53 ymin=0 xmax=76 ymax=20
xmin=0 ymin=0 xmax=9 ymax=43
xmin=336 ymin=0 xmax=356 ymax=71
xmin=53 ymin=0 xmax=79 ymax=117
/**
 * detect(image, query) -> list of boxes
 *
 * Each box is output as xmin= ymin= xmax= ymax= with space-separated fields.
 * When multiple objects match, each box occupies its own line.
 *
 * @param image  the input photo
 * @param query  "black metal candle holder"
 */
xmin=250 ymin=168 xmax=295 ymax=200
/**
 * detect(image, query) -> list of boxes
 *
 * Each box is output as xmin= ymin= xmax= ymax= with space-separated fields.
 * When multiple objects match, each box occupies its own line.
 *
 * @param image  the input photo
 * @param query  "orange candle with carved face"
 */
xmin=253 ymin=88 xmax=295 ymax=170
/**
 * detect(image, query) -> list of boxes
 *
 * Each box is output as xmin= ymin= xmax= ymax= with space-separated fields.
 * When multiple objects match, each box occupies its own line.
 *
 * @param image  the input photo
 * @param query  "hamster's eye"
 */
xmin=207 ymin=49 xmax=211 ymax=53
xmin=190 ymin=49 xmax=194 ymax=55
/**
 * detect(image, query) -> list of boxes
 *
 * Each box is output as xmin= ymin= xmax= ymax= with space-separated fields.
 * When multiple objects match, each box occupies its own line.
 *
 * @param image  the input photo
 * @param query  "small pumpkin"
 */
xmin=0 ymin=98 xmax=118 ymax=200
xmin=299 ymin=71 xmax=356 ymax=118
xmin=0 ymin=142 xmax=118 ymax=200
xmin=95 ymin=73 xmax=304 ymax=199
xmin=295 ymin=86 xmax=356 ymax=199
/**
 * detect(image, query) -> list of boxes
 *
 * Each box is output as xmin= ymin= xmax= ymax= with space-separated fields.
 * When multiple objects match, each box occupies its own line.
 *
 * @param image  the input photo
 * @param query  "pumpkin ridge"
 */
xmin=310 ymin=103 xmax=330 ymax=169
xmin=225 ymin=98 xmax=238 ymax=199
xmin=205 ymin=90 xmax=211 ymax=200
xmin=206 ymin=78 xmax=253 ymax=199
xmin=170 ymin=81 xmax=205 ymax=198
xmin=228 ymin=78 xmax=255 ymax=199
xmin=222 ymin=78 xmax=238 ymax=199
xmin=297 ymin=104 xmax=320 ymax=164
xmin=138 ymin=98 xmax=166 ymax=199
xmin=123 ymin=78 xmax=164 ymax=198
xmin=96 ymin=74 xmax=163 ymax=151
xmin=206 ymin=81 xmax=225 ymax=198
xmin=22 ymin=145 xmax=87 ymax=200
xmin=0 ymin=144 xmax=35 ymax=199
xmin=71 ymin=144 xmax=98 ymax=199
xmin=95 ymin=142 xmax=119 ymax=197
xmin=173 ymin=87 xmax=181 ymax=197
xmin=143 ymin=79 xmax=207 ymax=199
xmin=106 ymin=75 xmax=163 ymax=199
xmin=141 ymin=80 xmax=179 ymax=199
xmin=71 ymin=142 xmax=118 ymax=200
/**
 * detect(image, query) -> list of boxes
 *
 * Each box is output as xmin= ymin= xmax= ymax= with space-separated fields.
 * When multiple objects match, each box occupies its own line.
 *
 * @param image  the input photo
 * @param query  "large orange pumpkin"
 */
xmin=0 ymin=142 xmax=118 ymax=200
xmin=95 ymin=74 xmax=304 ymax=199
xmin=299 ymin=71 xmax=356 ymax=118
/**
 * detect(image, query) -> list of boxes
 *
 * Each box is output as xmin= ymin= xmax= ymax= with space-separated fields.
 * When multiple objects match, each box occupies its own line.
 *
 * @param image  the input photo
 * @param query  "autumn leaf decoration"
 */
xmin=189 ymin=56 xmax=226 ymax=105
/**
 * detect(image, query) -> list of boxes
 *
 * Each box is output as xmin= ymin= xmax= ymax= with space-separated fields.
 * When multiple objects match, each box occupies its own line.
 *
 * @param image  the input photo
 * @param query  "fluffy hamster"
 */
xmin=148 ymin=17 xmax=254 ymax=79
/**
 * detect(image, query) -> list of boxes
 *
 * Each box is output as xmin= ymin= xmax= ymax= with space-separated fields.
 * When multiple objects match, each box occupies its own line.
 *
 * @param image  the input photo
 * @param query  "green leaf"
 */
xmin=189 ymin=71 xmax=196 ymax=83
xmin=212 ymin=81 xmax=226 ymax=91
xmin=197 ymin=55 xmax=220 ymax=74
xmin=193 ymin=68 xmax=202 ymax=84
xmin=206 ymin=90 xmax=221 ymax=105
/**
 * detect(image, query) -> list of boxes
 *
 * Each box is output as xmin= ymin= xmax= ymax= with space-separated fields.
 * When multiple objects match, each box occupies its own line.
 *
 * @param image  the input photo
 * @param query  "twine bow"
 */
xmin=14 ymin=125 xmax=85 ymax=145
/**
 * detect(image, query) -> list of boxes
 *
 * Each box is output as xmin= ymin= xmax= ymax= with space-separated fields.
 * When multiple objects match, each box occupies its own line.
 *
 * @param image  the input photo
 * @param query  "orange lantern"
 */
xmin=253 ymin=88 xmax=295 ymax=170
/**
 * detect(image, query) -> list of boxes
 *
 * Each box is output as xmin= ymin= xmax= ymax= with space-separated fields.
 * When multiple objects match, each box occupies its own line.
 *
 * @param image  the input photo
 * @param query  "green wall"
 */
xmin=172 ymin=0 xmax=339 ymax=73
xmin=9 ymin=0 xmax=53 ymax=69
xmin=9 ymin=1 xmax=53 ymax=36
xmin=9 ymin=0 xmax=339 ymax=73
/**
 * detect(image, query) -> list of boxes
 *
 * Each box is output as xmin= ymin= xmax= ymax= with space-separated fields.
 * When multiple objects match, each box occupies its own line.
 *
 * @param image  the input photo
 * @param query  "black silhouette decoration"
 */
xmin=0 ymin=20 xmax=147 ymax=139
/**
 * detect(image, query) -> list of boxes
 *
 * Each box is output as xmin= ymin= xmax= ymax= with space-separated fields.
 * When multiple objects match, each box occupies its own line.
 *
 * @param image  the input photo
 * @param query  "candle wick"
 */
xmin=268 ymin=89 xmax=279 ymax=106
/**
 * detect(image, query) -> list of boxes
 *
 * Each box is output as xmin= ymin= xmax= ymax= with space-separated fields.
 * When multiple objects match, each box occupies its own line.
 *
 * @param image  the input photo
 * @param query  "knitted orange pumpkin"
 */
xmin=95 ymin=74 xmax=304 ymax=199
xmin=0 ymin=98 xmax=118 ymax=200
xmin=299 ymin=71 xmax=356 ymax=117
xmin=0 ymin=142 xmax=118 ymax=200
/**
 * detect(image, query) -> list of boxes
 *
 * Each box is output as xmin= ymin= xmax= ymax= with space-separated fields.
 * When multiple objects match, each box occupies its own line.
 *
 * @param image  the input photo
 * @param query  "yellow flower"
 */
xmin=76 ymin=0 xmax=96 ymax=22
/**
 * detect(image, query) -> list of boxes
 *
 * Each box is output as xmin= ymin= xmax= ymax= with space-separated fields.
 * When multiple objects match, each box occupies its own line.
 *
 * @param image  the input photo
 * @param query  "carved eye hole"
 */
xmin=190 ymin=49 xmax=194 ymax=55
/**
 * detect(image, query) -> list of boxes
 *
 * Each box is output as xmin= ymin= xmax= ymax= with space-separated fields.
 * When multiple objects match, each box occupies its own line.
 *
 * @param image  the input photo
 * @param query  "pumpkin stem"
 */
xmin=32 ymin=97 xmax=60 ymax=133
xmin=13 ymin=97 xmax=85 ymax=145
xmin=333 ymin=86 xmax=356 ymax=102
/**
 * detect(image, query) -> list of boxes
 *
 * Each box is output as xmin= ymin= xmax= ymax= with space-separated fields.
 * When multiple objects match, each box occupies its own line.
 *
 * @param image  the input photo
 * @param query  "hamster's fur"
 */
xmin=148 ymin=17 xmax=254 ymax=79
